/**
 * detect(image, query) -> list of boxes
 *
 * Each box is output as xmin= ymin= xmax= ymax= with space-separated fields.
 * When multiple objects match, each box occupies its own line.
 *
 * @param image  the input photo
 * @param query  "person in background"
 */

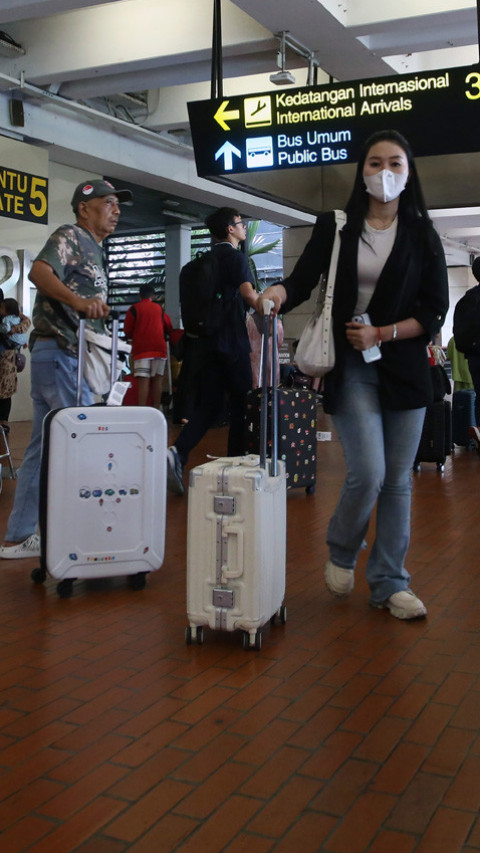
xmin=260 ymin=129 xmax=449 ymax=620
xmin=123 ymin=283 xmax=173 ymax=408
xmin=465 ymin=258 xmax=480 ymax=446
xmin=0 ymin=298 xmax=28 ymax=353
xmin=246 ymin=310 xmax=284 ymax=389
xmin=0 ymin=178 xmax=132 ymax=560
xmin=167 ymin=207 xmax=258 ymax=496
xmin=0 ymin=289 xmax=31 ymax=435
xmin=446 ymin=336 xmax=473 ymax=392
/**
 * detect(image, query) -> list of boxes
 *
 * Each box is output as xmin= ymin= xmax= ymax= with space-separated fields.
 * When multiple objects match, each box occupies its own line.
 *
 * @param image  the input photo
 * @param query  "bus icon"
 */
xmin=246 ymin=137 xmax=274 ymax=168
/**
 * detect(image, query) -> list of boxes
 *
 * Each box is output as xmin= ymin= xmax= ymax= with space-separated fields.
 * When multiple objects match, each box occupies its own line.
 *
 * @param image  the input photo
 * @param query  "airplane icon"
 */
xmin=244 ymin=95 xmax=272 ymax=128
xmin=251 ymin=100 xmax=267 ymax=117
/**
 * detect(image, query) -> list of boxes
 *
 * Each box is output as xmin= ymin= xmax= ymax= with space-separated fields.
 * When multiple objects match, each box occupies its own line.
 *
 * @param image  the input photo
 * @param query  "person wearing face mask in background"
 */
xmin=260 ymin=130 xmax=449 ymax=620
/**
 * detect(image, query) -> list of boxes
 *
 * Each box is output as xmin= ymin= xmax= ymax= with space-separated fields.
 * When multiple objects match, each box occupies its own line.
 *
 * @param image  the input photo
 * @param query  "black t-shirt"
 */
xmin=210 ymin=242 xmax=253 ymax=361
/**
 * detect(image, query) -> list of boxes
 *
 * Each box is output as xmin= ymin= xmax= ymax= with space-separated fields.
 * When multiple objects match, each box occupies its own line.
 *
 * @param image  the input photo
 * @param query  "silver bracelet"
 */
xmin=392 ymin=323 xmax=398 ymax=340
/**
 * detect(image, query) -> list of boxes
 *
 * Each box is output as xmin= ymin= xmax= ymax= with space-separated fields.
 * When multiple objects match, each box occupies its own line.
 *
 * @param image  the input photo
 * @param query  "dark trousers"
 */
xmin=467 ymin=353 xmax=480 ymax=424
xmin=172 ymin=336 xmax=203 ymax=424
xmin=175 ymin=350 xmax=252 ymax=466
xmin=0 ymin=397 xmax=12 ymax=422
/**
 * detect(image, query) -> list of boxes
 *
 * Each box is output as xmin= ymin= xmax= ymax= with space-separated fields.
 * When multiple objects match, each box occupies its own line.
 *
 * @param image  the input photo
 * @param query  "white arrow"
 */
xmin=215 ymin=141 xmax=241 ymax=171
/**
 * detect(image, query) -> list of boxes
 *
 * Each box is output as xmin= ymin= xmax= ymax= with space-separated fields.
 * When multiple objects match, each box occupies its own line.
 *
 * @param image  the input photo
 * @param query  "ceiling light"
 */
xmin=161 ymin=209 xmax=200 ymax=222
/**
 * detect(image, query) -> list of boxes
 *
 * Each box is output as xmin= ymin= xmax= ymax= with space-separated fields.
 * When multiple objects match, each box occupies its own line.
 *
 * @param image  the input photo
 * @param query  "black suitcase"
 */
xmin=452 ymin=389 xmax=476 ymax=448
xmin=414 ymin=399 xmax=452 ymax=471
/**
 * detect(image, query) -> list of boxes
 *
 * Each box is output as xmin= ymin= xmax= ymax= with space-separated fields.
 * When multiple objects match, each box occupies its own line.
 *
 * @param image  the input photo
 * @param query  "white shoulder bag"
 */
xmin=81 ymin=328 xmax=131 ymax=396
xmin=294 ymin=210 xmax=346 ymax=378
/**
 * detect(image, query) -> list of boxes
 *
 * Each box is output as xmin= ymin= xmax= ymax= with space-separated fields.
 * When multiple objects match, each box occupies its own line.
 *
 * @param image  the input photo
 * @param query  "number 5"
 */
xmin=29 ymin=177 xmax=48 ymax=218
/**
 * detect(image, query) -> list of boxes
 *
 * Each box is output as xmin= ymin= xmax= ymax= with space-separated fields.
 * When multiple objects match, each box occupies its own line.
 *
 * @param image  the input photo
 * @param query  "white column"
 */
xmin=164 ymin=224 xmax=191 ymax=328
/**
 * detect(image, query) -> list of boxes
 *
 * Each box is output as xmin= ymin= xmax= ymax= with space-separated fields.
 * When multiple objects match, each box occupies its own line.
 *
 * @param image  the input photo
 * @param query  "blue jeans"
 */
xmin=5 ymin=340 xmax=92 ymax=543
xmin=327 ymin=351 xmax=425 ymax=603
xmin=466 ymin=353 xmax=480 ymax=425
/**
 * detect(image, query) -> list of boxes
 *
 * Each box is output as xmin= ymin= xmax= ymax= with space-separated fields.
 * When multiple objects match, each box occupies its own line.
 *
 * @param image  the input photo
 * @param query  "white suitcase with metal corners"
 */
xmin=186 ymin=454 xmax=286 ymax=650
xmin=32 ymin=313 xmax=167 ymax=598
xmin=185 ymin=302 xmax=287 ymax=650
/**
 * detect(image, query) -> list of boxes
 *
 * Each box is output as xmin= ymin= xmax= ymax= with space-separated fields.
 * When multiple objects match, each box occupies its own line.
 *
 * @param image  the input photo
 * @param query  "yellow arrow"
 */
xmin=214 ymin=100 xmax=240 ymax=131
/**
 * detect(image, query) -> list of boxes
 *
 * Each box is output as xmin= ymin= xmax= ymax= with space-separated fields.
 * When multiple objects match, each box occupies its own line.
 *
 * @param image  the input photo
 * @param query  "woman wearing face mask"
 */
xmin=260 ymin=129 xmax=449 ymax=620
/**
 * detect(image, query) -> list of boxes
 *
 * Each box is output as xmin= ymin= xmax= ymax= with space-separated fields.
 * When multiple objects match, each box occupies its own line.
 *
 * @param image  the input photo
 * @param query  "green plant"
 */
xmin=246 ymin=220 xmax=281 ymax=293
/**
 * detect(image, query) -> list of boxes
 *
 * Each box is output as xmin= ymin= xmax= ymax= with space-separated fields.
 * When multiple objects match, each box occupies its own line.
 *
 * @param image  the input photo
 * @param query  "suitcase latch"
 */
xmin=213 ymin=588 xmax=235 ymax=608
xmin=214 ymin=495 xmax=236 ymax=515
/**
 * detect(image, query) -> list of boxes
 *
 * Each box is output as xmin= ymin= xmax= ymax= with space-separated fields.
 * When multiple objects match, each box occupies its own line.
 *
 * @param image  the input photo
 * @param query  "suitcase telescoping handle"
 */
xmin=259 ymin=299 xmax=278 ymax=476
xmin=76 ymin=310 xmax=120 ymax=405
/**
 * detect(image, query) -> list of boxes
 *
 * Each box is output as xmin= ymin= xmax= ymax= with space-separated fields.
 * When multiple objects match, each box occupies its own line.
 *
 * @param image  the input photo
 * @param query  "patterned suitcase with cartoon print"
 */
xmin=245 ymin=386 xmax=317 ymax=493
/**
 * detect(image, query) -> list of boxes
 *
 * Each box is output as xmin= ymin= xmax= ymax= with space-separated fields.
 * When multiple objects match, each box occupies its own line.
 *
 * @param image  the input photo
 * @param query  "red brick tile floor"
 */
xmin=0 ymin=411 xmax=479 ymax=852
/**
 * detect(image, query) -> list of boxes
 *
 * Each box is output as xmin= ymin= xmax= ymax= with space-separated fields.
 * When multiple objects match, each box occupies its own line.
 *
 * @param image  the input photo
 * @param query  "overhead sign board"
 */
xmin=188 ymin=64 xmax=480 ymax=176
xmin=0 ymin=167 xmax=48 ymax=224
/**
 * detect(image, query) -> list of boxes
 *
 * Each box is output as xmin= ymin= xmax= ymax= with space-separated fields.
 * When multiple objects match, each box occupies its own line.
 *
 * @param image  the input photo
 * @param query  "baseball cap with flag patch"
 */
xmin=71 ymin=179 xmax=133 ymax=212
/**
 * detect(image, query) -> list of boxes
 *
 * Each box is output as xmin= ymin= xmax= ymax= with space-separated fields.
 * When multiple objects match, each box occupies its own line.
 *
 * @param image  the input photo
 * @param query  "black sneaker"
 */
xmin=167 ymin=446 xmax=185 ymax=495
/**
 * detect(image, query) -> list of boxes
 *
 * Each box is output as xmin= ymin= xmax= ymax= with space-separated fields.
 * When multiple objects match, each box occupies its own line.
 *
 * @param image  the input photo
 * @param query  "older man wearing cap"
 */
xmin=0 ymin=178 xmax=132 ymax=560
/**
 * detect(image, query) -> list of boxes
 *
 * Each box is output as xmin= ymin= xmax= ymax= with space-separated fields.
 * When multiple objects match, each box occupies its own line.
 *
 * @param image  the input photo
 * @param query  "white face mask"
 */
xmin=364 ymin=169 xmax=408 ymax=203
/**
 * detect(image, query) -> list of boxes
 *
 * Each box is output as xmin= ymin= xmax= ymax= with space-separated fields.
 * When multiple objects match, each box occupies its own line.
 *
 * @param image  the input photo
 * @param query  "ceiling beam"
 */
xmin=350 ymin=8 xmax=477 ymax=56
xmin=5 ymin=0 xmax=273 ymax=92
xmin=0 ymin=0 xmax=121 ymax=24
xmin=0 ymin=87 xmax=315 ymax=227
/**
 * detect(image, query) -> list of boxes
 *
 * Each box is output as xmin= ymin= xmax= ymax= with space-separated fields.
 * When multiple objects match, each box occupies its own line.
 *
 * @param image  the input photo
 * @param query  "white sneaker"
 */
xmin=373 ymin=590 xmax=427 ymax=620
xmin=0 ymin=534 xmax=41 ymax=559
xmin=325 ymin=559 xmax=354 ymax=596
xmin=469 ymin=426 xmax=480 ymax=451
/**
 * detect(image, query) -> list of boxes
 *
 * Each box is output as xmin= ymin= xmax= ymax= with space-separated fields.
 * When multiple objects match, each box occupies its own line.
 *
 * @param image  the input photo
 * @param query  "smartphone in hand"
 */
xmin=352 ymin=313 xmax=382 ymax=363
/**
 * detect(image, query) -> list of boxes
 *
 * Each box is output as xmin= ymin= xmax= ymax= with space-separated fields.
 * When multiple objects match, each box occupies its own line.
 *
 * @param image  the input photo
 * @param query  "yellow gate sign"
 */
xmin=0 ymin=167 xmax=48 ymax=224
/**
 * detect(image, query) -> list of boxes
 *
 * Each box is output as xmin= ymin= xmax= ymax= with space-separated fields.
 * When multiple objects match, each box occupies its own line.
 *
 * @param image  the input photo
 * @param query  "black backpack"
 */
xmin=453 ymin=284 xmax=480 ymax=355
xmin=179 ymin=251 xmax=224 ymax=336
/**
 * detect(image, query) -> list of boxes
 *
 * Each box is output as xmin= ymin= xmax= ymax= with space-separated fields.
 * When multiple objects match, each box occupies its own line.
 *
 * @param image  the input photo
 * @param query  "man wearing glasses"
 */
xmin=167 ymin=207 xmax=259 ymax=495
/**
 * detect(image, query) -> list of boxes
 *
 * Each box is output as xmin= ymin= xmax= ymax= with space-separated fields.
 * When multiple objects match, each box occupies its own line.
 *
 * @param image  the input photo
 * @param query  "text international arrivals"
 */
xmin=275 ymin=72 xmax=450 ymax=125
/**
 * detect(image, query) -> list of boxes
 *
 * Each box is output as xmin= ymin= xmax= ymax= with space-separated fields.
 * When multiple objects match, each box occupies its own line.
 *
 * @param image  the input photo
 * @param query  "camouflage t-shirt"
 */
xmin=30 ymin=224 xmax=108 ymax=355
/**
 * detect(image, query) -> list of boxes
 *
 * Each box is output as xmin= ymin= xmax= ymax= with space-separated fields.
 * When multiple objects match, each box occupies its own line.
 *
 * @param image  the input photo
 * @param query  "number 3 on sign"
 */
xmin=465 ymin=71 xmax=480 ymax=100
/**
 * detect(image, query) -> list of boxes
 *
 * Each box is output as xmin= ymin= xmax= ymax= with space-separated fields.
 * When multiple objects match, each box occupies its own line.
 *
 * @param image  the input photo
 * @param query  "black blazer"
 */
xmin=282 ymin=211 xmax=449 ymax=413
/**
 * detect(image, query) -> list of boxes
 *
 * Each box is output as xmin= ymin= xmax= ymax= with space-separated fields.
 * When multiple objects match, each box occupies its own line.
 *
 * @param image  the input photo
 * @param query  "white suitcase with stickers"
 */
xmin=31 ymin=314 xmax=167 ymax=598
xmin=185 ymin=302 xmax=287 ymax=650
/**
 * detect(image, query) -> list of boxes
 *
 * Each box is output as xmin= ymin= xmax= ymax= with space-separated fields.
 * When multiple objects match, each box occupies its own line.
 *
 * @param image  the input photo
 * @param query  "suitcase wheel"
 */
xmin=185 ymin=625 xmax=204 ymax=645
xmin=57 ymin=579 xmax=74 ymax=598
xmin=270 ymin=604 xmax=287 ymax=626
xmin=128 ymin=572 xmax=147 ymax=591
xmin=31 ymin=566 xmax=46 ymax=585
xmin=242 ymin=630 xmax=262 ymax=651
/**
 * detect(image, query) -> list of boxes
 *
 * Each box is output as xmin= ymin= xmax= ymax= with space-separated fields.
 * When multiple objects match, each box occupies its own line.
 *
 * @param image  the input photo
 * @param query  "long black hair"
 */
xmin=345 ymin=130 xmax=431 ymax=236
